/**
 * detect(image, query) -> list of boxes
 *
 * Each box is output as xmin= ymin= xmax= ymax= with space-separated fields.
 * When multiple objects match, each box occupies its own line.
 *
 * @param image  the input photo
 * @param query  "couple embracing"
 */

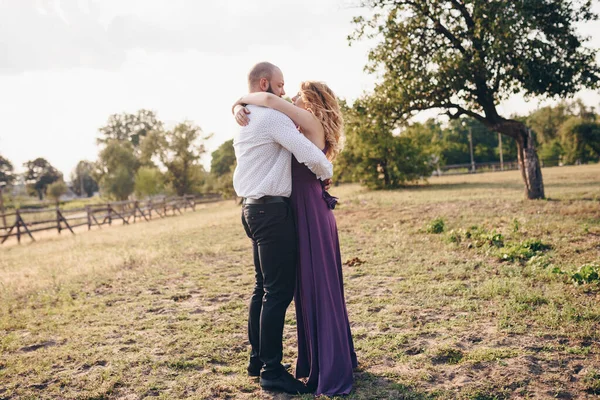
xmin=232 ymin=62 xmax=357 ymax=396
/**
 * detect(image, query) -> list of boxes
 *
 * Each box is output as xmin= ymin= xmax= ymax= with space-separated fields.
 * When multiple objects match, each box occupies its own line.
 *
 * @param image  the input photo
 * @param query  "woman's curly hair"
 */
xmin=299 ymin=81 xmax=344 ymax=161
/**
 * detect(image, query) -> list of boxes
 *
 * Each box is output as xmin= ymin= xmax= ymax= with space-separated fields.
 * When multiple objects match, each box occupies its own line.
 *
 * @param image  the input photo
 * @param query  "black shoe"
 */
xmin=247 ymin=362 xmax=291 ymax=377
xmin=260 ymin=370 xmax=311 ymax=394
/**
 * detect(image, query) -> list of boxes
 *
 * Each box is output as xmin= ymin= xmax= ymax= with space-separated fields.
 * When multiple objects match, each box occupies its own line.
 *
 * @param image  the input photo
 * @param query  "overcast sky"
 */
xmin=0 ymin=0 xmax=599 ymax=178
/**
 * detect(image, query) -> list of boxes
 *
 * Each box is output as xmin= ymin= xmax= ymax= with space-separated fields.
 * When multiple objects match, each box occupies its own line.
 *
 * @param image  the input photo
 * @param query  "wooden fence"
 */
xmin=0 ymin=194 xmax=221 ymax=245
xmin=433 ymin=158 xmax=563 ymax=176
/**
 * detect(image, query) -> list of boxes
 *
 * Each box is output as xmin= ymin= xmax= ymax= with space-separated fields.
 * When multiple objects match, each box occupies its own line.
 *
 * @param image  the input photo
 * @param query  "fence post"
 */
xmin=108 ymin=203 xmax=112 ymax=226
xmin=498 ymin=132 xmax=504 ymax=171
xmin=86 ymin=206 xmax=91 ymax=230
xmin=56 ymin=202 xmax=62 ymax=234
xmin=468 ymin=127 xmax=475 ymax=173
xmin=0 ymin=186 xmax=6 ymax=231
xmin=16 ymin=210 xmax=21 ymax=244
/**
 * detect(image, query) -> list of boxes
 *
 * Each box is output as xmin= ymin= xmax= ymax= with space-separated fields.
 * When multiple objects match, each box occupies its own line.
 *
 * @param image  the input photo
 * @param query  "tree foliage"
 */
xmin=210 ymin=139 xmax=236 ymax=177
xmin=70 ymin=160 xmax=99 ymax=197
xmin=527 ymin=100 xmax=595 ymax=145
xmin=337 ymin=98 xmax=434 ymax=188
xmin=525 ymin=99 xmax=599 ymax=164
xmin=95 ymin=141 xmax=139 ymax=200
xmin=558 ymin=117 xmax=600 ymax=164
xmin=134 ymin=166 xmax=165 ymax=198
xmin=151 ymin=122 xmax=210 ymax=196
xmin=208 ymin=139 xmax=236 ymax=198
xmin=97 ymin=109 xmax=163 ymax=151
xmin=94 ymin=109 xmax=212 ymax=198
xmin=47 ymin=180 xmax=68 ymax=202
xmin=0 ymin=155 xmax=15 ymax=187
xmin=23 ymin=158 xmax=62 ymax=200
xmin=351 ymin=0 xmax=599 ymax=119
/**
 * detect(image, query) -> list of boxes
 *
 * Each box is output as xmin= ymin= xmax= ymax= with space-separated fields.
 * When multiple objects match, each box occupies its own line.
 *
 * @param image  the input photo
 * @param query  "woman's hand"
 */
xmin=234 ymin=105 xmax=251 ymax=126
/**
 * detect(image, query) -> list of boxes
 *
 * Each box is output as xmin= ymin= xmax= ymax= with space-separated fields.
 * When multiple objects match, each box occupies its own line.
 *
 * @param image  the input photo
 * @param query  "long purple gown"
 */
xmin=290 ymin=150 xmax=358 ymax=396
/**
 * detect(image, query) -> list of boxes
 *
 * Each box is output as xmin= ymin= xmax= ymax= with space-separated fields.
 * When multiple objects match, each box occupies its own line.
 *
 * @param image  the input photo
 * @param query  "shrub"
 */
xmin=446 ymin=229 xmax=462 ymax=244
xmin=47 ymin=180 xmax=68 ymax=202
xmin=426 ymin=217 xmax=445 ymax=234
xmin=498 ymin=239 xmax=551 ymax=262
xmin=571 ymin=264 xmax=600 ymax=285
xmin=464 ymin=226 xmax=504 ymax=248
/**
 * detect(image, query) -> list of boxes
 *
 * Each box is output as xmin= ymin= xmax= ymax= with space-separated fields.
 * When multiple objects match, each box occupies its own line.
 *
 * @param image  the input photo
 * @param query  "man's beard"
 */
xmin=266 ymin=82 xmax=275 ymax=95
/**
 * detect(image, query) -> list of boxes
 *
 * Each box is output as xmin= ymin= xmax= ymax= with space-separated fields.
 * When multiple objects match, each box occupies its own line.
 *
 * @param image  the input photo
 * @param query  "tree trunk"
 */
xmin=494 ymin=119 xmax=545 ymax=199
xmin=379 ymin=161 xmax=390 ymax=187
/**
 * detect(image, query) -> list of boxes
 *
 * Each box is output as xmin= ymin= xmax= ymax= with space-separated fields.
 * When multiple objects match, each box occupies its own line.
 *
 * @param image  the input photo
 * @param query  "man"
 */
xmin=233 ymin=62 xmax=333 ymax=395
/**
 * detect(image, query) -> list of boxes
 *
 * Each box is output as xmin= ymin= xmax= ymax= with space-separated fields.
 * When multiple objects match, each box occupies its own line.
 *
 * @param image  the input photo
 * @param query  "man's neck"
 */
xmin=248 ymin=86 xmax=264 ymax=94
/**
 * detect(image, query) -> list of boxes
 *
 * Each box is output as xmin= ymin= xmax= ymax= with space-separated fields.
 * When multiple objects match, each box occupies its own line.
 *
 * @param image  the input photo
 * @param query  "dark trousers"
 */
xmin=242 ymin=201 xmax=297 ymax=379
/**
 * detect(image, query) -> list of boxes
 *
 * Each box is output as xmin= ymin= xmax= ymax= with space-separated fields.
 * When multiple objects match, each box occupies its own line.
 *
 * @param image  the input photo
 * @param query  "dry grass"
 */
xmin=1 ymin=164 xmax=599 ymax=399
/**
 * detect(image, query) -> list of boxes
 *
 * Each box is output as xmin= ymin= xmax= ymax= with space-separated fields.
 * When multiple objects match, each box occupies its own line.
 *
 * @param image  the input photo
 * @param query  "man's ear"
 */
xmin=259 ymin=78 xmax=269 ymax=92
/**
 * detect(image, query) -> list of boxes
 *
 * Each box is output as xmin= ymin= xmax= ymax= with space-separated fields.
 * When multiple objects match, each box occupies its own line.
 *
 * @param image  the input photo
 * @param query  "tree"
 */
xmin=527 ymin=101 xmax=575 ymax=146
xmin=209 ymin=139 xmax=236 ymax=198
xmin=210 ymin=139 xmax=236 ymax=177
xmin=526 ymin=99 xmax=598 ymax=164
xmin=95 ymin=141 xmax=138 ymax=200
xmin=47 ymin=180 xmax=68 ymax=202
xmin=134 ymin=166 xmax=165 ymax=198
xmin=70 ymin=160 xmax=99 ymax=197
xmin=351 ymin=0 xmax=600 ymax=199
xmin=97 ymin=109 xmax=163 ymax=151
xmin=156 ymin=122 xmax=210 ymax=196
xmin=23 ymin=158 xmax=62 ymax=200
xmin=337 ymin=98 xmax=433 ymax=188
xmin=558 ymin=117 xmax=600 ymax=164
xmin=0 ymin=155 xmax=15 ymax=187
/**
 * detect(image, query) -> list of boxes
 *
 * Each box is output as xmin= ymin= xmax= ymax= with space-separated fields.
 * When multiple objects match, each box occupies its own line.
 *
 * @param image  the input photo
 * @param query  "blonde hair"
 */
xmin=299 ymin=81 xmax=344 ymax=161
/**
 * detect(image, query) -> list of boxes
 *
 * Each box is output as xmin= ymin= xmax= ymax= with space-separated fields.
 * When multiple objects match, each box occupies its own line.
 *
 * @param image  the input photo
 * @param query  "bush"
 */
xmin=446 ymin=229 xmax=462 ymax=244
xmin=571 ymin=264 xmax=600 ymax=285
xmin=47 ymin=180 xmax=68 ymax=202
xmin=426 ymin=217 xmax=445 ymax=234
xmin=499 ymin=239 xmax=551 ymax=262
xmin=464 ymin=226 xmax=504 ymax=248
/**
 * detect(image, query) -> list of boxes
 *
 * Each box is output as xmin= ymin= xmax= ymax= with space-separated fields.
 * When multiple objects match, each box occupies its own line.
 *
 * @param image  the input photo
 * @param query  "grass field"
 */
xmin=1 ymin=164 xmax=599 ymax=399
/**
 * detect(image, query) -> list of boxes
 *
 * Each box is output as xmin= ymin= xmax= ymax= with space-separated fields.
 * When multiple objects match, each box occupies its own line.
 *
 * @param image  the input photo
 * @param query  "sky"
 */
xmin=0 ymin=0 xmax=599 ymax=178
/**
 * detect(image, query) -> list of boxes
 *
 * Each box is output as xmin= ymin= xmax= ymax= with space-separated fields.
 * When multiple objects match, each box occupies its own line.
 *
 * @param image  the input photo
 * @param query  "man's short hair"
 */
xmin=248 ymin=62 xmax=278 ymax=89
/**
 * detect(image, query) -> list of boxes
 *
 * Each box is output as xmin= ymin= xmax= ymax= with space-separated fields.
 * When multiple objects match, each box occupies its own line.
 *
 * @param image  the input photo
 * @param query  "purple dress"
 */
xmin=290 ymin=149 xmax=358 ymax=396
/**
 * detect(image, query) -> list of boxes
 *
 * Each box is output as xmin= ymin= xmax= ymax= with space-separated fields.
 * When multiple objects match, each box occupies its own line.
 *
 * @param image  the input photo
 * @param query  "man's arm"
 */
xmin=268 ymin=111 xmax=333 ymax=180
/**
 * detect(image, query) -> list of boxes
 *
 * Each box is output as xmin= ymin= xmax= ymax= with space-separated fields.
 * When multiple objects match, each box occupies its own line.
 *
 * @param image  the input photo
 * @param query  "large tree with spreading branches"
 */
xmin=350 ymin=0 xmax=600 ymax=198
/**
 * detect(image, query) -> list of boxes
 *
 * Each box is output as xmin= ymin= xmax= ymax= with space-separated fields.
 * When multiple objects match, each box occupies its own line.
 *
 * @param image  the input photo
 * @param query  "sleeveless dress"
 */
xmin=290 ymin=148 xmax=358 ymax=396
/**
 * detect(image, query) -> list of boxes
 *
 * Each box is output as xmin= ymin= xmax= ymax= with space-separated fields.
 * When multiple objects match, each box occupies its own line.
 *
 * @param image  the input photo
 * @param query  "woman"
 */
xmin=232 ymin=81 xmax=357 ymax=396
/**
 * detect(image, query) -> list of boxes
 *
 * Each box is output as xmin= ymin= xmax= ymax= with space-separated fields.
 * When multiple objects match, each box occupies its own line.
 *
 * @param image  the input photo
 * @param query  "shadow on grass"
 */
xmin=389 ymin=180 xmax=599 ymax=194
xmin=349 ymin=370 xmax=436 ymax=399
xmin=280 ymin=370 xmax=435 ymax=399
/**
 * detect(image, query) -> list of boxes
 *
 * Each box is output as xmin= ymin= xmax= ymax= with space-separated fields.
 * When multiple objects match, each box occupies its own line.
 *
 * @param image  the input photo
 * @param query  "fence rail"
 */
xmin=0 ymin=194 xmax=222 ymax=245
xmin=433 ymin=158 xmax=563 ymax=176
